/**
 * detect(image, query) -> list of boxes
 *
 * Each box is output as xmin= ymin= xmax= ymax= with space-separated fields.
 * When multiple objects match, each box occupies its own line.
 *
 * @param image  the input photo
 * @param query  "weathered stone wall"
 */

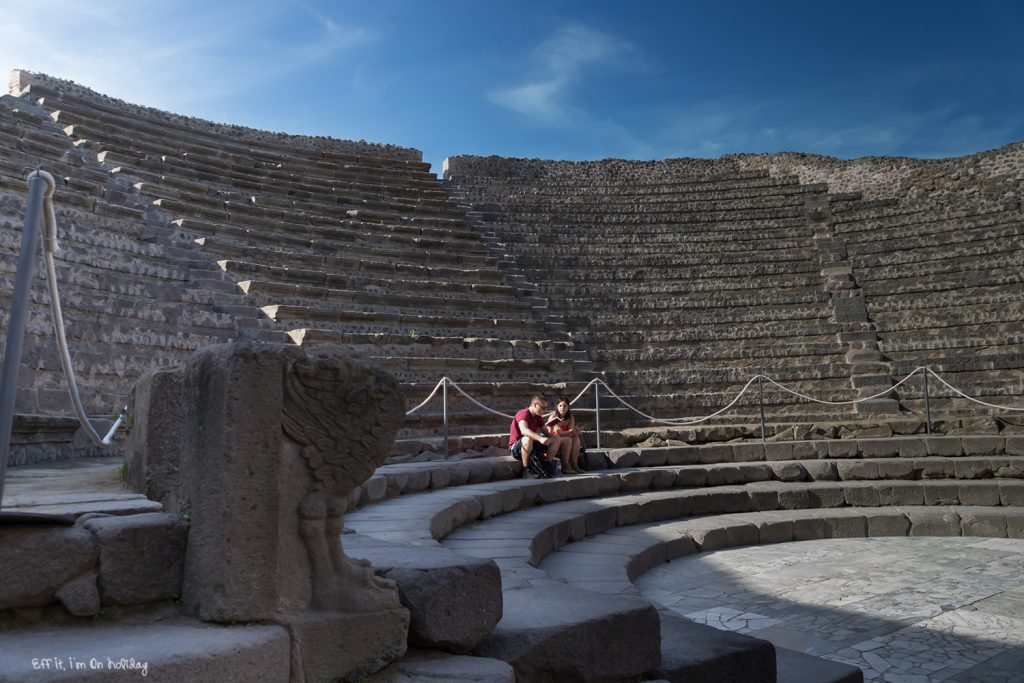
xmin=446 ymin=143 xmax=1024 ymax=208
xmin=729 ymin=144 xmax=1024 ymax=207
xmin=9 ymin=70 xmax=423 ymax=162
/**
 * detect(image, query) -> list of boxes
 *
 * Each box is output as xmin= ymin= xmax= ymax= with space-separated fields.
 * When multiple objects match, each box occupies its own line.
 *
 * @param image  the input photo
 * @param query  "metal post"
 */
xmin=758 ymin=375 xmax=767 ymax=443
xmin=593 ymin=381 xmax=601 ymax=450
xmin=0 ymin=174 xmax=47 ymax=509
xmin=442 ymin=378 xmax=449 ymax=460
xmin=922 ymin=367 xmax=932 ymax=435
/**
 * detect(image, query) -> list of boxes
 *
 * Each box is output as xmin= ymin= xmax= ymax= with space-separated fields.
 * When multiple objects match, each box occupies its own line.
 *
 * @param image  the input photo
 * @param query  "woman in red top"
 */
xmin=546 ymin=397 xmax=583 ymax=474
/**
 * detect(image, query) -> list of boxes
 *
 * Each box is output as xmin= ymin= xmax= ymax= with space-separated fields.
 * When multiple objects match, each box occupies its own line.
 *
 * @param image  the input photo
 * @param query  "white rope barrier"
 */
xmin=447 ymin=379 xmax=515 ymax=419
xmin=405 ymin=367 xmax=1024 ymax=427
xmin=404 ymin=377 xmax=447 ymax=416
xmin=761 ymin=367 xmax=926 ymax=406
xmin=926 ymin=368 xmax=1024 ymax=412
xmin=30 ymin=170 xmax=109 ymax=447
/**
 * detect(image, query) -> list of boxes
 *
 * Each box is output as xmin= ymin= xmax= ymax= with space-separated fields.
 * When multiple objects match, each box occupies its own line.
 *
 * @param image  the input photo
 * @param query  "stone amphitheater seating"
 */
xmin=1 ymin=72 xmax=592 ymax=459
xmin=444 ymin=153 xmax=1024 ymax=438
xmin=2 ymin=70 xmax=1022 ymax=678
xmin=10 ymin=433 xmax=1024 ymax=680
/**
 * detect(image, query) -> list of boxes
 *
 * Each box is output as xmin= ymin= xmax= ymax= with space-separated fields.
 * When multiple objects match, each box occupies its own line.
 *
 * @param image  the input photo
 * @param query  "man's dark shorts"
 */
xmin=511 ymin=439 xmax=547 ymax=461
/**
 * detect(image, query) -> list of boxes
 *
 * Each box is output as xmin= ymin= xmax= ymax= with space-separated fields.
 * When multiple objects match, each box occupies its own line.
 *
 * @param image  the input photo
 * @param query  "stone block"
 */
xmin=925 ymin=437 xmax=962 ymax=457
xmin=649 ymin=469 xmax=678 ymax=490
xmin=0 ymin=620 xmax=291 ymax=683
xmin=792 ymin=517 xmax=826 ymax=541
xmin=821 ymin=512 xmax=868 ymax=538
xmin=876 ymin=483 xmax=925 ymax=506
xmin=689 ymin=489 xmax=751 ymax=515
xmin=82 ymin=512 xmax=188 ymax=606
xmin=278 ymin=609 xmax=410 ymax=682
xmin=619 ymin=471 xmax=653 ymax=493
xmin=365 ymin=652 xmax=515 ymax=683
xmin=802 ymin=460 xmax=838 ymax=481
xmin=777 ymin=488 xmax=812 ymax=510
xmin=706 ymin=465 xmax=744 ymax=486
xmin=607 ymin=449 xmax=639 ymax=468
xmin=922 ymin=483 xmax=960 ymax=506
xmin=769 ymin=462 xmax=808 ymax=482
xmin=806 ymin=484 xmax=847 ymax=509
xmin=775 ymin=646 xmax=862 ymax=683
xmin=960 ymin=510 xmax=1008 ymax=537
xmin=348 ymin=542 xmax=502 ymax=654
xmin=732 ymin=442 xmax=765 ymax=463
xmin=864 ymin=510 xmax=911 ymax=536
xmin=675 ymin=468 xmax=708 ymax=487
xmin=918 ymin=459 xmax=954 ymax=479
xmin=54 ymin=571 xmax=100 ymax=617
xmin=655 ymin=612 xmax=776 ymax=683
xmin=1006 ymin=511 xmax=1024 ymax=539
xmin=724 ymin=522 xmax=759 ymax=547
xmin=906 ymin=509 xmax=962 ymax=536
xmin=474 ymin=584 xmax=660 ymax=682
xmin=764 ymin=443 xmax=795 ymax=462
xmin=0 ymin=524 xmax=97 ymax=611
xmin=1006 ymin=436 xmax=1024 ymax=456
xmin=663 ymin=446 xmax=698 ymax=466
xmin=958 ymin=482 xmax=1001 ymax=506
xmin=638 ymin=496 xmax=692 ymax=524
xmin=697 ymin=444 xmax=734 ymax=464
xmin=899 ymin=439 xmax=927 ymax=458
xmin=790 ymin=440 xmax=818 ymax=459
xmin=999 ymin=482 xmax=1024 ymax=506
xmin=664 ymin=535 xmax=698 ymax=560
xmin=639 ymin=448 xmax=669 ymax=467
xmin=827 ymin=441 xmax=859 ymax=459
xmin=857 ymin=439 xmax=900 ymax=458
xmin=835 ymin=461 xmax=878 ymax=480
xmin=124 ymin=343 xmax=406 ymax=627
xmin=876 ymin=461 xmax=914 ymax=479
xmin=961 ymin=436 xmax=1004 ymax=456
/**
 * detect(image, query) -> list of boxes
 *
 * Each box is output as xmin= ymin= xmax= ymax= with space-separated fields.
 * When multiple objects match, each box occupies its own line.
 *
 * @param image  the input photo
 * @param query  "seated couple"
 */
xmin=508 ymin=395 xmax=583 ymax=477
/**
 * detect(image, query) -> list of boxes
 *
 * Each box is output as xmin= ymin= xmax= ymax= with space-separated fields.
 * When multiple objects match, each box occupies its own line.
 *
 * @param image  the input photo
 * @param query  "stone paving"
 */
xmin=635 ymin=537 xmax=1024 ymax=682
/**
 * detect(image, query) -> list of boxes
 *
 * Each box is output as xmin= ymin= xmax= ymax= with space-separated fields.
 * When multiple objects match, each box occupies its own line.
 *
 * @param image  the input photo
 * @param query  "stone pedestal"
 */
xmin=125 ymin=342 xmax=411 ymax=681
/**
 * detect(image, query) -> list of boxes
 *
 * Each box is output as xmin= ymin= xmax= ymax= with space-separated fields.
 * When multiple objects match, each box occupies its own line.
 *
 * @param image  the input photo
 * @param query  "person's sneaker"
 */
xmin=521 ymin=470 xmax=540 ymax=480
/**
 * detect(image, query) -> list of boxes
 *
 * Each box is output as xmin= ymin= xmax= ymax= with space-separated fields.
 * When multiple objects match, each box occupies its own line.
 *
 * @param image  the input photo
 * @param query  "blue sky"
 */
xmin=1 ymin=1 xmax=1022 ymax=174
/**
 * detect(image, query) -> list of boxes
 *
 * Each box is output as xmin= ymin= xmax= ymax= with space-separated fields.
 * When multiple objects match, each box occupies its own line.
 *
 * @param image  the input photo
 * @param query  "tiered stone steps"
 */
xmin=340 ymin=434 xmax=1023 ymax=681
xmin=835 ymin=200 xmax=1024 ymax=413
xmin=7 ymin=72 xmax=589 ymax=445
xmin=447 ymin=162 xmax=857 ymax=427
xmin=0 ymin=95 xmax=260 ymax=418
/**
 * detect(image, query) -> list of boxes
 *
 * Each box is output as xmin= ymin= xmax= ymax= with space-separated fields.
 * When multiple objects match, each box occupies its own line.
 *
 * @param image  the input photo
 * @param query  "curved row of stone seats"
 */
xmin=445 ymin=159 xmax=860 ymax=432
xmin=7 ymin=72 xmax=589 ymax=444
xmin=830 ymin=197 xmax=1024 ymax=414
xmin=343 ymin=436 xmax=1019 ymax=681
xmin=0 ymin=99 xmax=264 ymax=424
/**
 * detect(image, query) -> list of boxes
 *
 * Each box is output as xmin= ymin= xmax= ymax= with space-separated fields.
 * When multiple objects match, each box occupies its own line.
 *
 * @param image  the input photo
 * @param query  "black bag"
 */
xmin=527 ymin=449 xmax=554 ymax=478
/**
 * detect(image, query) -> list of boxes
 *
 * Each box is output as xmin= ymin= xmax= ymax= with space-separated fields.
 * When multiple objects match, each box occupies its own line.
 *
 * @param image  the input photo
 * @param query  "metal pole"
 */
xmin=442 ymin=378 xmax=449 ymax=460
xmin=922 ymin=367 xmax=931 ymax=435
xmin=758 ymin=375 xmax=767 ymax=443
xmin=593 ymin=381 xmax=601 ymax=450
xmin=0 ymin=174 xmax=47 ymax=509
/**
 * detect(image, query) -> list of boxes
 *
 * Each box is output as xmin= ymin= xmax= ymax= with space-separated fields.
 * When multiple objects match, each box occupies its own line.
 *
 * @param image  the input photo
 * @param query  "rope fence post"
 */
xmin=442 ymin=377 xmax=449 ymax=460
xmin=922 ymin=367 xmax=932 ymax=435
xmin=757 ymin=375 xmax=767 ymax=443
xmin=0 ymin=172 xmax=47 ymax=509
xmin=593 ymin=381 xmax=601 ymax=450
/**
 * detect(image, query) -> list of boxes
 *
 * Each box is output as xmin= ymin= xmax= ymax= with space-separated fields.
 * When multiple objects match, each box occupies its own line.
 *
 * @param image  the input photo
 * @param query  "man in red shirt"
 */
xmin=509 ymin=394 xmax=561 ymax=475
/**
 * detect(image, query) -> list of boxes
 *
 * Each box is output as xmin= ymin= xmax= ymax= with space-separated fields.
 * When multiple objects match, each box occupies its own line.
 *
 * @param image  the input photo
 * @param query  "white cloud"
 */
xmin=488 ymin=23 xmax=633 ymax=125
xmin=0 ymin=0 xmax=376 ymax=117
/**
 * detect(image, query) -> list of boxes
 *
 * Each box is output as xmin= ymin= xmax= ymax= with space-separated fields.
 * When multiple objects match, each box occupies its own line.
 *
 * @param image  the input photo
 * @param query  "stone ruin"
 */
xmin=0 ymin=70 xmax=1022 ymax=681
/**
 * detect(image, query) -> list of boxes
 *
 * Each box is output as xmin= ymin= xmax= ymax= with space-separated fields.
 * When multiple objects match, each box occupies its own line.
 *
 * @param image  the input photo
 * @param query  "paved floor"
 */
xmin=635 ymin=537 xmax=1024 ymax=683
